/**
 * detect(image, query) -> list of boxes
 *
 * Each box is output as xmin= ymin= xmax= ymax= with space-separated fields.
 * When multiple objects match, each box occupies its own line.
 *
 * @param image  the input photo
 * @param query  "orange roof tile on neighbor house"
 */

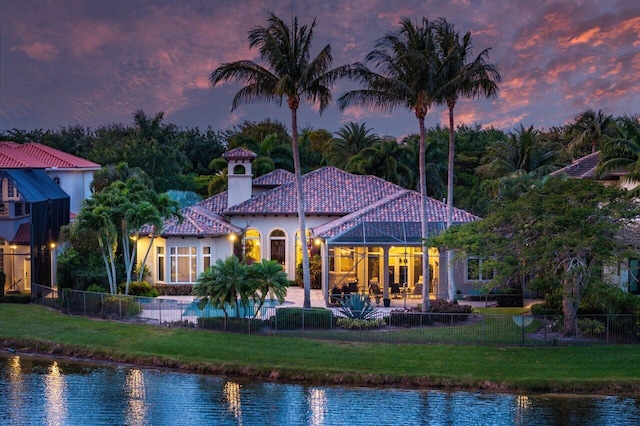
xmin=0 ymin=142 xmax=100 ymax=169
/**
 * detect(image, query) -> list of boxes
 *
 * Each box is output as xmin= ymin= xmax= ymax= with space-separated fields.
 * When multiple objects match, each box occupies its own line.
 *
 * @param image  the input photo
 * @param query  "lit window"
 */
xmin=157 ymin=247 xmax=165 ymax=282
xmin=245 ymin=229 xmax=261 ymax=262
xmin=169 ymin=246 xmax=197 ymax=283
xmin=269 ymin=229 xmax=286 ymax=266
xmin=203 ymin=246 xmax=212 ymax=271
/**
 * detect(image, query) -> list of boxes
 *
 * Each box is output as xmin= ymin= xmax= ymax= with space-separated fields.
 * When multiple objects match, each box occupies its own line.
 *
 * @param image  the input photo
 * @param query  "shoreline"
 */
xmin=3 ymin=339 xmax=639 ymax=397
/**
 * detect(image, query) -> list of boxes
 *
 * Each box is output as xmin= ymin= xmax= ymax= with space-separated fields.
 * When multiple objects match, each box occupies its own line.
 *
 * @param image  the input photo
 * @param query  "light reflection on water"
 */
xmin=0 ymin=352 xmax=639 ymax=426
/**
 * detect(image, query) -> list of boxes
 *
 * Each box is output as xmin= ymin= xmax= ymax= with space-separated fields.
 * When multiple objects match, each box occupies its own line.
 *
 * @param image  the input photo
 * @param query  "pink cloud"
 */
xmin=11 ymin=41 xmax=59 ymax=61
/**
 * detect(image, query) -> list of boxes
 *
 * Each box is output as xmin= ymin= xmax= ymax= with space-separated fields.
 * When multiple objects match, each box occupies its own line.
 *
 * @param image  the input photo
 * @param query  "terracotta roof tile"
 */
xmin=147 ymin=205 xmax=240 ymax=237
xmin=313 ymin=190 xmax=480 ymax=238
xmin=222 ymin=147 xmax=257 ymax=160
xmin=196 ymin=191 xmax=228 ymax=213
xmin=0 ymin=141 xmax=100 ymax=169
xmin=226 ymin=166 xmax=403 ymax=215
xmin=11 ymin=223 xmax=31 ymax=244
xmin=252 ymin=169 xmax=295 ymax=186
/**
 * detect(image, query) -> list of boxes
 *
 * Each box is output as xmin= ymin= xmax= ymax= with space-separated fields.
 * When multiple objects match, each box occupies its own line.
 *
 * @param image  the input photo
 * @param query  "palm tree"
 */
xmin=596 ymin=114 xmax=640 ymax=185
xmin=193 ymin=256 xmax=251 ymax=320
xmin=346 ymin=138 xmax=416 ymax=188
xmin=339 ymin=17 xmax=437 ymax=311
xmin=323 ymin=122 xmax=379 ymax=168
xmin=477 ymin=124 xmax=558 ymax=179
xmin=210 ymin=12 xmax=352 ymax=308
xmin=566 ymin=109 xmax=614 ymax=157
xmin=433 ymin=18 xmax=501 ymax=301
xmin=248 ymin=259 xmax=289 ymax=316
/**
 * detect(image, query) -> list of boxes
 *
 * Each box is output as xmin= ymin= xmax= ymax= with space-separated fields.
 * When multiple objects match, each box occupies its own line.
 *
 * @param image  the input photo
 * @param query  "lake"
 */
xmin=1 ymin=352 xmax=638 ymax=425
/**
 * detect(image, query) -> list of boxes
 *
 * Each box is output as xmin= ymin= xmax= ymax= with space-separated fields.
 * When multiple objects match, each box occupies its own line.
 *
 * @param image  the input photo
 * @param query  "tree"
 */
xmin=210 ymin=12 xmax=352 ymax=308
xmin=339 ymin=17 xmax=438 ymax=311
xmin=75 ymin=179 xmax=181 ymax=295
xmin=432 ymin=18 xmax=501 ymax=301
xmin=323 ymin=122 xmax=379 ymax=168
xmin=596 ymin=114 xmax=640 ymax=185
xmin=193 ymin=256 xmax=251 ymax=319
xmin=433 ymin=177 xmax=637 ymax=335
xmin=248 ymin=259 xmax=289 ymax=316
xmin=566 ymin=109 xmax=614 ymax=157
xmin=91 ymin=162 xmax=152 ymax=193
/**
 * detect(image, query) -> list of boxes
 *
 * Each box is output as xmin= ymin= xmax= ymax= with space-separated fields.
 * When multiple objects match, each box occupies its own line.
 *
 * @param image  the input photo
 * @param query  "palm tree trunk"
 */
xmin=446 ymin=104 xmax=456 ymax=301
xmin=418 ymin=116 xmax=431 ymax=312
xmin=290 ymin=106 xmax=312 ymax=309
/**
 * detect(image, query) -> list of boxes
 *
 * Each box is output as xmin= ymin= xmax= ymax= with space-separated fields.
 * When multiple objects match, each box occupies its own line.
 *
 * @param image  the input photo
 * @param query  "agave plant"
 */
xmin=337 ymin=293 xmax=377 ymax=320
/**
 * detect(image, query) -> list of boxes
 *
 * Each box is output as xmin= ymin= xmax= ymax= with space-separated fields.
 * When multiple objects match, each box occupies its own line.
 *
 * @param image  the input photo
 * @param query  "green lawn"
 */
xmin=1 ymin=304 xmax=639 ymax=395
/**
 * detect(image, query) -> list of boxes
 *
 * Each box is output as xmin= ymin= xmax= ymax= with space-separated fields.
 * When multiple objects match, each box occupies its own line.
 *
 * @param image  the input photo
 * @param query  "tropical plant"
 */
xmin=337 ymin=293 xmax=377 ymax=320
xmin=566 ymin=109 xmax=614 ymax=157
xmin=210 ymin=12 xmax=353 ymax=308
xmin=339 ymin=17 xmax=438 ymax=311
xmin=192 ymin=256 xmax=251 ymax=319
xmin=432 ymin=18 xmax=501 ymax=301
xmin=248 ymin=259 xmax=289 ymax=315
xmin=596 ymin=114 xmax=640 ymax=186
xmin=323 ymin=122 xmax=380 ymax=168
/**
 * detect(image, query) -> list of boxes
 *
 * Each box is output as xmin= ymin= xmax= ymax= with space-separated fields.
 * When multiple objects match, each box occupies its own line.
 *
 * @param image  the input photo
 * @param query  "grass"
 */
xmin=1 ymin=304 xmax=640 ymax=395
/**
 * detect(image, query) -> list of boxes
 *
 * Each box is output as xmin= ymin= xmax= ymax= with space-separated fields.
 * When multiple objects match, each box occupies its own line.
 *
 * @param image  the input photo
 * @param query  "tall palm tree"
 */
xmin=433 ymin=18 xmax=501 ymax=301
xmin=323 ymin=122 xmax=379 ymax=168
xmin=339 ymin=17 xmax=437 ymax=311
xmin=210 ymin=12 xmax=352 ymax=308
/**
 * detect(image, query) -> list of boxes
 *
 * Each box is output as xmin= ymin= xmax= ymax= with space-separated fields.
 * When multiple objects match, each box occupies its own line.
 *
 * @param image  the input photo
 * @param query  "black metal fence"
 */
xmin=31 ymin=284 xmax=638 ymax=346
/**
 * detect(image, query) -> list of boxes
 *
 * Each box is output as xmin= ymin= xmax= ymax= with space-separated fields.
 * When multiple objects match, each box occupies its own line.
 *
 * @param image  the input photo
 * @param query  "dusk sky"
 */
xmin=1 ymin=0 xmax=639 ymax=139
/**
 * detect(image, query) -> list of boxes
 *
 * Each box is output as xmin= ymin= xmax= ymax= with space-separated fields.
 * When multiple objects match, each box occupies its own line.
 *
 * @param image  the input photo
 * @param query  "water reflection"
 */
xmin=1 ymin=353 xmax=639 ymax=426
xmin=44 ymin=361 xmax=67 ymax=426
xmin=125 ymin=369 xmax=147 ymax=426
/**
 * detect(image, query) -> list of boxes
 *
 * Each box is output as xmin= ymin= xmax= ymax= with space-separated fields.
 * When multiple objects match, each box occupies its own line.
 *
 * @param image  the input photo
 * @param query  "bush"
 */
xmin=531 ymin=302 xmax=561 ymax=316
xmin=336 ymin=318 xmax=386 ymax=330
xmin=388 ymin=310 xmax=433 ymax=327
xmin=154 ymin=284 xmax=193 ymax=296
xmin=430 ymin=299 xmax=473 ymax=314
xmin=86 ymin=284 xmax=108 ymax=293
xmin=102 ymin=295 xmax=141 ymax=318
xmin=579 ymin=283 xmax=640 ymax=315
xmin=296 ymin=254 xmax=322 ymax=289
xmin=271 ymin=307 xmax=335 ymax=330
xmin=578 ymin=317 xmax=606 ymax=336
xmin=118 ymin=281 xmax=158 ymax=297
xmin=197 ymin=317 xmax=265 ymax=332
xmin=3 ymin=292 xmax=31 ymax=304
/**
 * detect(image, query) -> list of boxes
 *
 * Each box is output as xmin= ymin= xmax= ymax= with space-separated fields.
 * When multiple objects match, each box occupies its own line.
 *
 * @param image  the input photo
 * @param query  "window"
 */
xmin=244 ymin=229 xmax=261 ymax=262
xmin=295 ymin=229 xmax=312 ymax=270
xmin=53 ymin=177 xmax=61 ymax=186
xmin=203 ymin=247 xmax=212 ymax=271
xmin=14 ymin=203 xmax=30 ymax=216
xmin=269 ymin=229 xmax=286 ymax=266
xmin=7 ymin=180 xmax=15 ymax=198
xmin=340 ymin=248 xmax=355 ymax=273
xmin=629 ymin=259 xmax=639 ymax=295
xmin=0 ymin=203 xmax=7 ymax=216
xmin=157 ymin=247 xmax=165 ymax=282
xmin=170 ymin=246 xmax=197 ymax=283
xmin=466 ymin=257 xmax=494 ymax=281
xmin=233 ymin=164 xmax=245 ymax=175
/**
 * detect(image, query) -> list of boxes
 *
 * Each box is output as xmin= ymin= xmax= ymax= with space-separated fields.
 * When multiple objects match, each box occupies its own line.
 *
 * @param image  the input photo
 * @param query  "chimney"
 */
xmin=222 ymin=147 xmax=257 ymax=208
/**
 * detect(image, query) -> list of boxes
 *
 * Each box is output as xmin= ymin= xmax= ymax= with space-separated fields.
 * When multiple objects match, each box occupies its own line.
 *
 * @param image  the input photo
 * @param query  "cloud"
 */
xmin=11 ymin=42 xmax=59 ymax=61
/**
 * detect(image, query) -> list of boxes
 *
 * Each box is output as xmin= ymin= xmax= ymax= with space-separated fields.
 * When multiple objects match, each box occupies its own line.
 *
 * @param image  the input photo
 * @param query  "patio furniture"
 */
xmin=369 ymin=282 xmax=382 ymax=297
xmin=348 ymin=281 xmax=359 ymax=294
xmin=390 ymin=283 xmax=401 ymax=298
xmin=410 ymin=283 xmax=423 ymax=298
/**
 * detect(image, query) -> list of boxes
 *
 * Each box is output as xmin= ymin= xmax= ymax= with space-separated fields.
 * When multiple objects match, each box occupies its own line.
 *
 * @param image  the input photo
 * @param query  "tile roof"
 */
xmin=550 ymin=151 xmax=625 ymax=180
xmin=222 ymin=147 xmax=257 ymax=160
xmin=313 ymin=190 xmax=480 ymax=239
xmin=11 ymin=222 xmax=31 ymax=244
xmin=195 ymin=191 xmax=228 ymax=213
xmin=252 ymin=169 xmax=295 ymax=186
xmin=0 ymin=142 xmax=100 ymax=169
xmin=226 ymin=166 xmax=403 ymax=215
xmin=147 ymin=205 xmax=240 ymax=237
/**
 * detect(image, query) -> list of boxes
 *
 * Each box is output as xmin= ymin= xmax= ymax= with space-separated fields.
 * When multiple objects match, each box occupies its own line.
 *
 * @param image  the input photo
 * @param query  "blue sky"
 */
xmin=1 ymin=0 xmax=639 ymax=139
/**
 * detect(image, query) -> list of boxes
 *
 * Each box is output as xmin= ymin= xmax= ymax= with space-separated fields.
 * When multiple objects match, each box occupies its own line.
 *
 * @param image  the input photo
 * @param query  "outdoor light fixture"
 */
xmin=229 ymin=234 xmax=237 ymax=242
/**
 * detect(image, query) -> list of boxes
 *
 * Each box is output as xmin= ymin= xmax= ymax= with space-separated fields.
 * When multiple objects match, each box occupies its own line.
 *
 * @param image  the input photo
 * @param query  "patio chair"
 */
xmin=348 ymin=281 xmax=359 ymax=294
xmin=410 ymin=283 xmax=423 ymax=298
xmin=390 ymin=283 xmax=401 ymax=298
xmin=369 ymin=282 xmax=382 ymax=297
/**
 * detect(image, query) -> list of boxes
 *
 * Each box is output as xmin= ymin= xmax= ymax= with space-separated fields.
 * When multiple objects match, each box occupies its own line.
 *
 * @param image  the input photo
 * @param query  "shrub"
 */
xmin=579 ymin=282 xmax=640 ymax=315
xmin=154 ymin=284 xmax=193 ymax=296
xmin=578 ymin=317 xmax=606 ymax=336
xmin=337 ymin=293 xmax=377 ymax=320
xmin=531 ymin=302 xmax=561 ymax=316
xmin=102 ymin=296 xmax=141 ymax=318
xmin=430 ymin=299 xmax=473 ymax=314
xmin=86 ymin=284 xmax=108 ymax=293
xmin=388 ymin=310 xmax=433 ymax=327
xmin=197 ymin=317 xmax=265 ymax=332
xmin=295 ymin=254 xmax=322 ymax=289
xmin=336 ymin=318 xmax=386 ymax=330
xmin=271 ymin=307 xmax=334 ymax=330
xmin=118 ymin=281 xmax=158 ymax=297
xmin=3 ymin=292 xmax=31 ymax=304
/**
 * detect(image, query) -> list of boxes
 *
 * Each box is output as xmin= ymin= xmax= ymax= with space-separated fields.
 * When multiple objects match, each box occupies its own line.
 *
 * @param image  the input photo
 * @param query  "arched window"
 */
xmin=269 ymin=229 xmax=286 ymax=266
xmin=233 ymin=164 xmax=245 ymax=175
xmin=244 ymin=229 xmax=261 ymax=262
xmin=295 ymin=229 xmax=312 ymax=270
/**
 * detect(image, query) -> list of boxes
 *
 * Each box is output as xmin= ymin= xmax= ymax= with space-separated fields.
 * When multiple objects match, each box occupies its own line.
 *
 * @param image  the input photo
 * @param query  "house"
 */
xmin=552 ymin=150 xmax=640 ymax=295
xmin=0 ymin=142 xmax=100 ymax=293
xmin=136 ymin=147 xmax=481 ymax=306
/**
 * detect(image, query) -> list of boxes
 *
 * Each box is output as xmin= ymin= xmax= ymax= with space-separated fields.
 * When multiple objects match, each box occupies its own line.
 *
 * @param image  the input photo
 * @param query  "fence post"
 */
xmin=301 ymin=308 xmax=305 ymax=337
xmin=606 ymin=314 xmax=610 ymax=344
xmin=83 ymin=292 xmax=87 ymax=316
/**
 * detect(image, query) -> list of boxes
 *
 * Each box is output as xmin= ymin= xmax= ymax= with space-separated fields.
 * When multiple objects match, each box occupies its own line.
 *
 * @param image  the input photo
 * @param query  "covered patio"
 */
xmin=314 ymin=221 xmax=452 ymax=307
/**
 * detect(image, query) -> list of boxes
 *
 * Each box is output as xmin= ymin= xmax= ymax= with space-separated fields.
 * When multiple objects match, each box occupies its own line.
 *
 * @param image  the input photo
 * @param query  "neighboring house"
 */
xmin=552 ymin=151 xmax=640 ymax=295
xmin=137 ymin=147 xmax=480 ymax=306
xmin=0 ymin=142 xmax=100 ymax=293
